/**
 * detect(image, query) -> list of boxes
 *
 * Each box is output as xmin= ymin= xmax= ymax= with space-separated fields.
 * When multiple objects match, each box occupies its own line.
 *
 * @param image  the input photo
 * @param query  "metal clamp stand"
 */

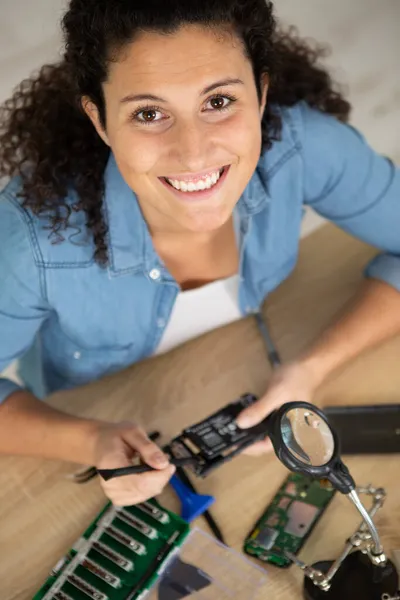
xmin=254 ymin=315 xmax=399 ymax=600
xmin=283 ymin=486 xmax=398 ymax=600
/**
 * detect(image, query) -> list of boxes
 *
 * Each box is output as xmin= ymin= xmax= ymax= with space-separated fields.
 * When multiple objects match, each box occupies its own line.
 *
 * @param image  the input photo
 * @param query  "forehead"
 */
xmin=107 ymin=25 xmax=252 ymax=90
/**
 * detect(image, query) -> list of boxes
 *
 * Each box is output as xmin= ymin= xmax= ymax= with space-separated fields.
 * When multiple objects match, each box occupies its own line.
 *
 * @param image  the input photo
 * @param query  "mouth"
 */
xmin=159 ymin=166 xmax=230 ymax=202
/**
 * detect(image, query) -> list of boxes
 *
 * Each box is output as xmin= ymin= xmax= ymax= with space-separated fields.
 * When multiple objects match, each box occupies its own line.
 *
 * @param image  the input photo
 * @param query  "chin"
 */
xmin=182 ymin=207 xmax=232 ymax=233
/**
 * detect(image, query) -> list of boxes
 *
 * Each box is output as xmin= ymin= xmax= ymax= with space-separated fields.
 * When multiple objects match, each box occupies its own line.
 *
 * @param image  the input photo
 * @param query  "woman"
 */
xmin=0 ymin=0 xmax=399 ymax=507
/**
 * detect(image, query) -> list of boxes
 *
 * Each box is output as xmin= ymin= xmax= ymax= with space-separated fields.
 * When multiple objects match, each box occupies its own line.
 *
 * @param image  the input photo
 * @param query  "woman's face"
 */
xmin=86 ymin=25 xmax=268 ymax=234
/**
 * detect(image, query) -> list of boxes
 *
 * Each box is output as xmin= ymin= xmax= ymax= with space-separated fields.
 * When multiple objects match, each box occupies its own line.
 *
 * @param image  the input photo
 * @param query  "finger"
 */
xmin=107 ymin=489 xmax=156 ymax=507
xmin=103 ymin=464 xmax=175 ymax=503
xmin=123 ymin=426 xmax=169 ymax=470
xmin=108 ymin=476 xmax=172 ymax=507
xmin=134 ymin=464 xmax=176 ymax=496
xmin=236 ymin=397 xmax=281 ymax=429
xmin=242 ymin=439 xmax=273 ymax=456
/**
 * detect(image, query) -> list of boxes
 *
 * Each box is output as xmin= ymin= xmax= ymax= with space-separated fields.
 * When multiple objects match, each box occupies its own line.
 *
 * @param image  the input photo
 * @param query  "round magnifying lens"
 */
xmin=280 ymin=407 xmax=335 ymax=467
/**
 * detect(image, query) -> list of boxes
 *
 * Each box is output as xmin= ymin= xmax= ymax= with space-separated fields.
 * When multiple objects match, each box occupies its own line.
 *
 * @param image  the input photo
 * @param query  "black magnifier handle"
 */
xmin=97 ymin=457 xmax=198 ymax=481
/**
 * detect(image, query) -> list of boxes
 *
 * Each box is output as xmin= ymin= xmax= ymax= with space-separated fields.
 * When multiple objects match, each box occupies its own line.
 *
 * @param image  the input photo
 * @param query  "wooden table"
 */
xmin=1 ymin=224 xmax=399 ymax=600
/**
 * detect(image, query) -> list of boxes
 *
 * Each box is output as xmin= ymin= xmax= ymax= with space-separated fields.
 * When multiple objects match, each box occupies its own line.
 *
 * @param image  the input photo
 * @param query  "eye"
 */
xmin=131 ymin=106 xmax=166 ymax=125
xmin=205 ymin=94 xmax=237 ymax=112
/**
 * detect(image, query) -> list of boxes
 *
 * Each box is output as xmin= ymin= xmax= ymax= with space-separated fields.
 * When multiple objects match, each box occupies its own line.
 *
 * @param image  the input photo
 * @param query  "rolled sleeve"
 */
xmin=295 ymin=101 xmax=400 ymax=292
xmin=0 ymin=378 xmax=22 ymax=404
xmin=365 ymin=253 xmax=400 ymax=292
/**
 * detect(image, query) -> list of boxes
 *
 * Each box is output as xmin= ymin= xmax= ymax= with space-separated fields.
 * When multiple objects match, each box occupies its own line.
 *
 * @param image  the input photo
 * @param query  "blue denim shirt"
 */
xmin=1 ymin=101 xmax=399 ymax=404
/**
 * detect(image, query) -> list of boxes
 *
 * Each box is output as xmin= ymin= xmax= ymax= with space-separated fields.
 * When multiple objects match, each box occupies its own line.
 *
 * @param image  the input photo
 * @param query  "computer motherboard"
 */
xmin=244 ymin=473 xmax=336 ymax=568
xmin=33 ymin=499 xmax=190 ymax=600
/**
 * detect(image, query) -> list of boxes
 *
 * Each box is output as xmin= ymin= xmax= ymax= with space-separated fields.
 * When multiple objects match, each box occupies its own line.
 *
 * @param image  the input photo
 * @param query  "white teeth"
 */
xmin=166 ymin=169 xmax=222 ymax=192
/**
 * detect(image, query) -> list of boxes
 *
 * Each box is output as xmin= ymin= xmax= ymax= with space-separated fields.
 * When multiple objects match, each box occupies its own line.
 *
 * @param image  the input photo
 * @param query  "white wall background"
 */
xmin=276 ymin=0 xmax=400 ymax=234
xmin=1 ymin=0 xmax=399 ymax=236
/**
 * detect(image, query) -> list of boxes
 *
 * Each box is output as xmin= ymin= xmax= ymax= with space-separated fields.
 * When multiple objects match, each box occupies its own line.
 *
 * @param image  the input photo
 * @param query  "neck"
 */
xmin=152 ymin=226 xmax=226 ymax=246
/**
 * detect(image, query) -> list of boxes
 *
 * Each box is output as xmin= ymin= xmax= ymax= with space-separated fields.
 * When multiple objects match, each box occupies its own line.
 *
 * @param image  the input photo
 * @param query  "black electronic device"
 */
xmin=324 ymin=404 xmax=400 ymax=455
xmin=98 ymin=394 xmax=271 ymax=481
xmin=169 ymin=393 xmax=270 ymax=477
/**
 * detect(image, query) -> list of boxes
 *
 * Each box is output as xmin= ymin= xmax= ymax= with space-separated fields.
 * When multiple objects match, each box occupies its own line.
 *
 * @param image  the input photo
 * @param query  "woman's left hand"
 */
xmin=236 ymin=360 xmax=322 ymax=456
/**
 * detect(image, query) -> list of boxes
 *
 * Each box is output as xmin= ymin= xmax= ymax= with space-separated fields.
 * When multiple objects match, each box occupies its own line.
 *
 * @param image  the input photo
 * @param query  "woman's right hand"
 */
xmin=92 ymin=421 xmax=176 ymax=506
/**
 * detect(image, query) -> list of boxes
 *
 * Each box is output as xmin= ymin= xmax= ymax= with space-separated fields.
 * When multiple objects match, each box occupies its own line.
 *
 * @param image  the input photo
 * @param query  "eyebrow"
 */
xmin=120 ymin=78 xmax=245 ymax=104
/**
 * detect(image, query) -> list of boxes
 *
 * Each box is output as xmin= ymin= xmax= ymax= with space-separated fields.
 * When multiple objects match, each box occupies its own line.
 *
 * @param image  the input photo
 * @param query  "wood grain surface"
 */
xmin=1 ymin=223 xmax=399 ymax=600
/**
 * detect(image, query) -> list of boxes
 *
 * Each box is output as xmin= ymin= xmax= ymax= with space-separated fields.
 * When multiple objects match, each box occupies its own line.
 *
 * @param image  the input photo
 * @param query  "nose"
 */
xmin=171 ymin=118 xmax=215 ymax=173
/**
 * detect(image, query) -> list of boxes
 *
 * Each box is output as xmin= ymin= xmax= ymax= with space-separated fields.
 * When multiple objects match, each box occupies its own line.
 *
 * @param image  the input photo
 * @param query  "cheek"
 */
xmin=219 ymin=111 xmax=262 ymax=162
xmin=112 ymin=129 xmax=163 ymax=174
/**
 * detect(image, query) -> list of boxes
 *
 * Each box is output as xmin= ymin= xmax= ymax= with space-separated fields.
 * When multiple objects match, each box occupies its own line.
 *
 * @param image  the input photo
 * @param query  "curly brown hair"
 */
xmin=0 ymin=0 xmax=351 ymax=265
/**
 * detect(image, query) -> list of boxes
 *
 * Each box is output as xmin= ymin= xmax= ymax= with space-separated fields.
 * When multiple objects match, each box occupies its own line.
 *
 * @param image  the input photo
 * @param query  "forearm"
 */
xmin=0 ymin=390 xmax=101 ymax=465
xmin=299 ymin=279 xmax=400 ymax=387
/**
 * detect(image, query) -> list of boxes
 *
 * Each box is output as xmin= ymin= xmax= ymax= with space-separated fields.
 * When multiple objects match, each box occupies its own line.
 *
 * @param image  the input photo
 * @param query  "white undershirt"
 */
xmin=154 ymin=274 xmax=241 ymax=355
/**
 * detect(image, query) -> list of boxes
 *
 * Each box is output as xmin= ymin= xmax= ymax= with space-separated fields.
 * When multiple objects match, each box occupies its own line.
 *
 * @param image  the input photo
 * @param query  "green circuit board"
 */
xmin=244 ymin=473 xmax=336 ymax=568
xmin=33 ymin=499 xmax=190 ymax=600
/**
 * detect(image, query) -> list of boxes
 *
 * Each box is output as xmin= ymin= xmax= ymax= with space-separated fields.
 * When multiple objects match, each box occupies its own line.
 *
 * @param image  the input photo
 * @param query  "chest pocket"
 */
xmin=42 ymin=324 xmax=138 ymax=384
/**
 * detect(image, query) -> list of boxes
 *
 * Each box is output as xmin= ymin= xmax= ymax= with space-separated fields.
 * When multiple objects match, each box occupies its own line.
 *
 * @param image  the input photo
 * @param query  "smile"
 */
xmin=163 ymin=167 xmax=225 ymax=192
xmin=159 ymin=165 xmax=230 ymax=202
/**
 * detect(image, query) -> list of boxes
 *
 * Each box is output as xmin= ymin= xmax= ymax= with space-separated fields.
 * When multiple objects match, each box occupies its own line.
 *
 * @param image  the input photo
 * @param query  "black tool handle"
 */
xmin=97 ymin=457 xmax=197 ymax=481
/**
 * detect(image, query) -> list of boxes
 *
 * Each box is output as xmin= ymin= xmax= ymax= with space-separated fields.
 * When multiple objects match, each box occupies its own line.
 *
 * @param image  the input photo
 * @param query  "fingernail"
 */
xmin=153 ymin=452 xmax=168 ymax=465
xmin=236 ymin=416 xmax=252 ymax=428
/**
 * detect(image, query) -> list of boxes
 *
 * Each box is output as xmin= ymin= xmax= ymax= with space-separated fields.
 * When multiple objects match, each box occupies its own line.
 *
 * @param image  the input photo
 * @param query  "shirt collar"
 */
xmin=103 ymin=152 xmax=268 ymax=275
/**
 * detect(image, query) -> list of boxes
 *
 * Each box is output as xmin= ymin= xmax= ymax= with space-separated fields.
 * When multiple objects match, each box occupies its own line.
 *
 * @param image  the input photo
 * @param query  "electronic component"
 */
xmin=53 ymin=592 xmax=74 ymax=600
xmin=103 ymin=525 xmax=145 ymax=553
xmin=169 ymin=393 xmax=270 ymax=477
xmin=244 ymin=472 xmax=336 ymax=567
xmin=136 ymin=501 xmax=169 ymax=524
xmin=283 ymin=501 xmax=319 ymax=537
xmin=115 ymin=509 xmax=158 ymax=539
xmin=251 ymin=526 xmax=279 ymax=550
xmin=80 ymin=557 xmax=121 ymax=588
xmin=67 ymin=573 xmax=108 ymax=600
xmin=277 ymin=497 xmax=291 ymax=510
xmin=33 ymin=499 xmax=189 ymax=600
xmin=123 ymin=531 xmax=181 ymax=600
xmin=91 ymin=541 xmax=134 ymax=571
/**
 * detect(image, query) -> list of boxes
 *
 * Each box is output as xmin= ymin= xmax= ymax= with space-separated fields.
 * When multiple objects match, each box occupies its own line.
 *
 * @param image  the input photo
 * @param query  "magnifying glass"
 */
xmin=265 ymin=401 xmax=383 ymax=556
xmin=264 ymin=401 xmax=400 ymax=600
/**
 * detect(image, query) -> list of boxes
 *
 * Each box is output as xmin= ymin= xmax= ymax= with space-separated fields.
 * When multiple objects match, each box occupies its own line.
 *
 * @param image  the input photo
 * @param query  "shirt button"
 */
xmin=157 ymin=318 xmax=165 ymax=328
xmin=73 ymin=351 xmax=81 ymax=359
xmin=149 ymin=268 xmax=161 ymax=280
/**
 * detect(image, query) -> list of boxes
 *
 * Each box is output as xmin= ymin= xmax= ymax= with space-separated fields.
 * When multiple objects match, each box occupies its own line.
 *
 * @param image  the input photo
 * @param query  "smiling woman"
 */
xmin=83 ymin=25 xmax=267 ymax=235
xmin=0 ymin=0 xmax=399 ymax=508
